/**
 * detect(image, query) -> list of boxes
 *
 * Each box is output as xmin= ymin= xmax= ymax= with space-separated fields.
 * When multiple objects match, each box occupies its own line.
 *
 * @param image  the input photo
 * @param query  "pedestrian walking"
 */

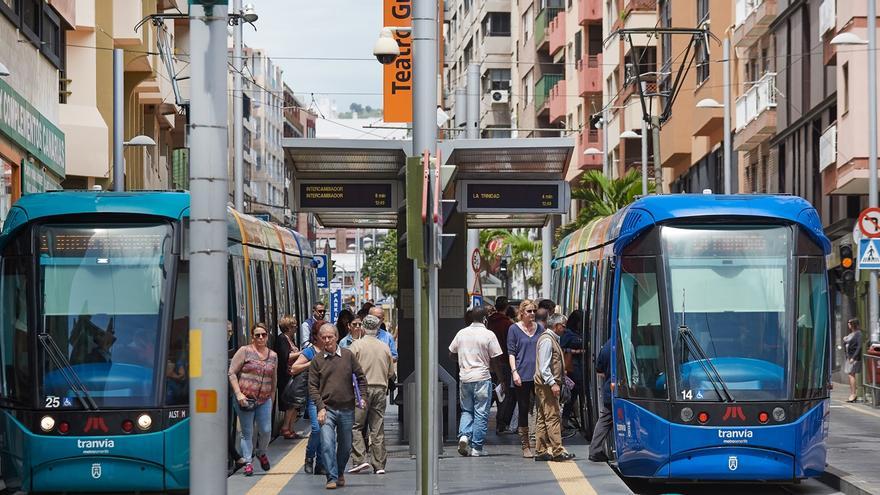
xmin=507 ymin=299 xmax=542 ymax=458
xmin=336 ymin=309 xmax=355 ymax=340
xmin=368 ymin=306 xmax=398 ymax=361
xmin=301 ymin=302 xmax=326 ymax=348
xmin=348 ymin=315 xmax=394 ymax=474
xmin=589 ymin=338 xmax=613 ymax=462
xmin=276 ymin=315 xmax=302 ymax=439
xmin=844 ymin=318 xmax=863 ymax=402
xmin=534 ymin=314 xmax=575 ymax=462
xmin=290 ymin=319 xmax=328 ymax=476
xmin=450 ymin=305 xmax=503 ymax=457
xmin=228 ymin=323 xmax=278 ymax=476
xmin=339 ymin=315 xmax=364 ymax=349
xmin=561 ymin=310 xmax=585 ymax=429
xmin=309 ymin=323 xmax=368 ymax=490
xmin=486 ymin=296 xmax=515 ymax=434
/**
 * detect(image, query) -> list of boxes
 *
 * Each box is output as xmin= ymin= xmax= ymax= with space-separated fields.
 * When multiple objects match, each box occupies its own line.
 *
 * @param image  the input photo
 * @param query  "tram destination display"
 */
xmin=297 ymin=181 xmax=397 ymax=212
xmin=457 ymin=180 xmax=569 ymax=214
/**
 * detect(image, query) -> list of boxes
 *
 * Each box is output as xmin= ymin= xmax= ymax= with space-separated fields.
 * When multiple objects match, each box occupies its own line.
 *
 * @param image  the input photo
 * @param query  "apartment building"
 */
xmin=283 ymin=83 xmax=318 ymax=242
xmin=444 ymin=0 xmax=514 ymax=137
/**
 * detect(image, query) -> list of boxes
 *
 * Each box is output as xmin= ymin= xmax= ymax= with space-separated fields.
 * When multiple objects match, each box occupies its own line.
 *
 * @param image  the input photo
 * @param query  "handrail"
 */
xmin=735 ymin=72 xmax=777 ymax=130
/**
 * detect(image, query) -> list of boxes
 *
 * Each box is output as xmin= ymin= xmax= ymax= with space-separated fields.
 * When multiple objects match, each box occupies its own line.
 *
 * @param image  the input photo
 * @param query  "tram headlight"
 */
xmin=40 ymin=416 xmax=56 ymax=432
xmin=137 ymin=414 xmax=153 ymax=431
xmin=680 ymin=407 xmax=694 ymax=422
xmin=772 ymin=407 xmax=786 ymax=422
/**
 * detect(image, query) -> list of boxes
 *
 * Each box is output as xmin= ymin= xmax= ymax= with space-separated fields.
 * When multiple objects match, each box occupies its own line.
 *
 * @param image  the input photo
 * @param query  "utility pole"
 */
xmin=113 ymin=48 xmax=124 ymax=191
xmin=188 ymin=1 xmax=228 ymax=493
xmin=869 ymin=0 xmax=879 ymax=343
xmin=413 ymin=0 xmax=438 ymax=492
xmin=602 ymin=107 xmax=610 ymax=179
xmin=641 ymin=120 xmax=649 ymax=196
xmin=722 ymin=37 xmax=732 ymax=195
xmin=232 ymin=0 xmax=244 ymax=211
xmin=355 ymin=228 xmax=362 ymax=309
xmin=466 ymin=63 xmax=479 ymax=306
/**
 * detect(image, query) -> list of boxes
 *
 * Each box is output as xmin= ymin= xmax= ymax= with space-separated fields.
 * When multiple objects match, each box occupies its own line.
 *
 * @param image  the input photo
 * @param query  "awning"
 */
xmin=440 ymin=137 xmax=574 ymax=181
xmin=58 ymin=104 xmax=109 ymax=178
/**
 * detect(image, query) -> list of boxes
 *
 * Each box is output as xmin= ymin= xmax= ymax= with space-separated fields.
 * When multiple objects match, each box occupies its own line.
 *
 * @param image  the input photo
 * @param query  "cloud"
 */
xmin=243 ymin=0 xmax=383 ymax=110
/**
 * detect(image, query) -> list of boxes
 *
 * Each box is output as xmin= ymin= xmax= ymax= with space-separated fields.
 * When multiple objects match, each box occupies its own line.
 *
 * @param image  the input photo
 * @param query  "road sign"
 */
xmin=471 ymin=248 xmax=481 ymax=272
xmin=297 ymin=180 xmax=398 ymax=212
xmin=329 ymin=290 xmax=342 ymax=324
xmin=314 ymin=254 xmax=328 ymax=288
xmin=859 ymin=238 xmax=880 ymax=269
xmin=858 ymin=207 xmax=880 ymax=238
xmin=456 ymin=180 xmax=569 ymax=214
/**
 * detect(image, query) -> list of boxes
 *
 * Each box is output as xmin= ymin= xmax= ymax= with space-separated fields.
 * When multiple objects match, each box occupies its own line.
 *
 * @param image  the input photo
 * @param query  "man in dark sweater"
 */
xmin=309 ymin=323 xmax=368 ymax=490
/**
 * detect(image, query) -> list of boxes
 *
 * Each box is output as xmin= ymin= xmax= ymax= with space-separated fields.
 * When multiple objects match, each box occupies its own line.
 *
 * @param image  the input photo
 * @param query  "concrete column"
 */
xmin=466 ymin=64 xmax=480 ymax=139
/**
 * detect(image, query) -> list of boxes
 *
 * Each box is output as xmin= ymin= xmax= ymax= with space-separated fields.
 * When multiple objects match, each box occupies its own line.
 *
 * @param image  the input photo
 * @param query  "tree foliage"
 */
xmin=557 ymin=170 xmax=654 ymax=240
xmin=479 ymin=228 xmax=542 ymax=297
xmin=361 ymin=230 xmax=398 ymax=297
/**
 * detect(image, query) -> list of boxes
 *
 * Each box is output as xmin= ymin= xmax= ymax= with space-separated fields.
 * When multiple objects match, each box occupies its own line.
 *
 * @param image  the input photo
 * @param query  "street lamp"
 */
xmin=0 ymin=62 xmax=9 ymax=77
xmin=124 ymin=135 xmax=157 ymax=147
xmin=830 ymin=14 xmax=879 ymax=343
xmin=232 ymin=1 xmax=258 ymax=212
xmin=583 ymin=147 xmax=602 ymax=155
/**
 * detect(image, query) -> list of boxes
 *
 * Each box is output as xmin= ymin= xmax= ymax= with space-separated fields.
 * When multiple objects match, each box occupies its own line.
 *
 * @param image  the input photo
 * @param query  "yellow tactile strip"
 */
xmin=246 ymin=437 xmax=307 ymax=494
xmin=547 ymin=459 xmax=599 ymax=495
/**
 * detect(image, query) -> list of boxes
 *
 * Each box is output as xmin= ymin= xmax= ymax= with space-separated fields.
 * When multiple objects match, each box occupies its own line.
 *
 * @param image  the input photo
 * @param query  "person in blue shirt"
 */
xmin=589 ymin=338 xmax=612 ymax=462
xmin=560 ymin=310 xmax=585 ymax=429
xmin=339 ymin=317 xmax=363 ymax=349
xmin=368 ymin=306 xmax=398 ymax=361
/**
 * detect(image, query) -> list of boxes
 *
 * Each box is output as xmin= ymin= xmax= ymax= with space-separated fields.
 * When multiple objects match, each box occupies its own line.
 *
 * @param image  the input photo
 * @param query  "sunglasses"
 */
xmin=315 ymin=310 xmax=326 ymax=314
xmin=525 ymin=309 xmax=537 ymax=314
xmin=351 ymin=322 xmax=363 ymax=327
xmin=253 ymin=333 xmax=268 ymax=338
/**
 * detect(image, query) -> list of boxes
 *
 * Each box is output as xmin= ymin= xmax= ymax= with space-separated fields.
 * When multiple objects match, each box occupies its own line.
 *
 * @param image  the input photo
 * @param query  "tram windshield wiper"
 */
xmin=38 ymin=333 xmax=98 ymax=410
xmin=678 ymin=325 xmax=735 ymax=402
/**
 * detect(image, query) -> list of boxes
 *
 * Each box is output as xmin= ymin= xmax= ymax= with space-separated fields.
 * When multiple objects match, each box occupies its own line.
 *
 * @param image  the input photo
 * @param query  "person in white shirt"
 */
xmin=449 ymin=305 xmax=502 ymax=457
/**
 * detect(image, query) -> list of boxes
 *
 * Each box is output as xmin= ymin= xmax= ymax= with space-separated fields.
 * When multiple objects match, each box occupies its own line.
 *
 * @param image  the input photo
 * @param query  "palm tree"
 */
xmin=557 ymin=169 xmax=654 ymax=240
xmin=479 ymin=228 xmax=542 ymax=298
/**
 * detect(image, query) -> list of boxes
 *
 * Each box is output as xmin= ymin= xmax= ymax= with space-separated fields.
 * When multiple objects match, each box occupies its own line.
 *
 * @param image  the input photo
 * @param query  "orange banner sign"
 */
xmin=383 ymin=0 xmax=412 ymax=123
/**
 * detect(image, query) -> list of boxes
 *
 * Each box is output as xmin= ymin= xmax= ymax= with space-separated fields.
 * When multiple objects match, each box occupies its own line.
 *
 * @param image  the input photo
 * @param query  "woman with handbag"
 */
xmin=289 ymin=319 xmax=328 ymax=475
xmin=276 ymin=315 xmax=302 ymax=439
xmin=228 ymin=323 xmax=279 ymax=477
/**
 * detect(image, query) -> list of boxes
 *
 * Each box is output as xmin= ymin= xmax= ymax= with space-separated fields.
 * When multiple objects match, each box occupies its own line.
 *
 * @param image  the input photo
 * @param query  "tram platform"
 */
xmin=228 ymin=400 xmax=633 ymax=495
xmin=822 ymin=387 xmax=880 ymax=495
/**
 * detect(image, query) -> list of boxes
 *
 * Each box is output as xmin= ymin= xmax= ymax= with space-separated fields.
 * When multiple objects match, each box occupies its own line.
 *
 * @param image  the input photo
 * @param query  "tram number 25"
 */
xmin=45 ymin=396 xmax=60 ymax=408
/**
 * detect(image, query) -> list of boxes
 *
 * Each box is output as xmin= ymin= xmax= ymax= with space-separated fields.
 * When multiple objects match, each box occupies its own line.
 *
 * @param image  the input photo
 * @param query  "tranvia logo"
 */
xmin=78 ymin=439 xmax=115 ymax=449
xmin=717 ymin=429 xmax=753 ymax=439
xmin=728 ymin=456 xmax=738 ymax=471
xmin=91 ymin=463 xmax=102 ymax=479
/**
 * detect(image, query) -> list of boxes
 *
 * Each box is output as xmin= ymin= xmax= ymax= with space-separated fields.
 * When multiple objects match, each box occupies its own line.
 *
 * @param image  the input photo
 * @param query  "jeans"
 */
xmin=306 ymin=399 xmax=323 ymax=466
xmin=495 ymin=364 xmax=515 ymax=431
xmin=319 ymin=408 xmax=355 ymax=482
xmin=457 ymin=379 xmax=492 ymax=450
xmin=234 ymin=398 xmax=272 ymax=463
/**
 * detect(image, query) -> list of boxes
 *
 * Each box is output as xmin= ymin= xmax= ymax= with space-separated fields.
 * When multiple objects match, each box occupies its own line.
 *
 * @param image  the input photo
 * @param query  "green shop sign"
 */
xmin=0 ymin=78 xmax=65 ymax=178
xmin=21 ymin=159 xmax=62 ymax=194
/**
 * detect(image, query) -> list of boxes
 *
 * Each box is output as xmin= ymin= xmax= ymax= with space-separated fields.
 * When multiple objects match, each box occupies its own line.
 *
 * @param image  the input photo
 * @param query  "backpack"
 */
xmin=282 ymin=371 xmax=309 ymax=408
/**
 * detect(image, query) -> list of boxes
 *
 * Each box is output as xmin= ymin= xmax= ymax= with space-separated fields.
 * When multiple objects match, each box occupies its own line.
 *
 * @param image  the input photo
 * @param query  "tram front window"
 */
xmin=38 ymin=223 xmax=172 ymax=408
xmin=662 ymin=225 xmax=792 ymax=401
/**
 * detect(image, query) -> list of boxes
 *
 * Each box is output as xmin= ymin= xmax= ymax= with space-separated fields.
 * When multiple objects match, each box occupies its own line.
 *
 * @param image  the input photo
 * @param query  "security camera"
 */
xmin=241 ymin=4 xmax=258 ymax=23
xmin=373 ymin=28 xmax=400 ymax=65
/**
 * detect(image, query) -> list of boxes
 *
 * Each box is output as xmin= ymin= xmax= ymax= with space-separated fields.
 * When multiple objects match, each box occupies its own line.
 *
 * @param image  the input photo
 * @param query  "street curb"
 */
xmin=820 ymin=465 xmax=878 ymax=495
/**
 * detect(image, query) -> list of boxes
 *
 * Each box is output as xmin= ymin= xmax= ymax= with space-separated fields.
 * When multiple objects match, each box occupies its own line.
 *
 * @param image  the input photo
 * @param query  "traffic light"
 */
xmin=840 ymin=244 xmax=855 ymax=295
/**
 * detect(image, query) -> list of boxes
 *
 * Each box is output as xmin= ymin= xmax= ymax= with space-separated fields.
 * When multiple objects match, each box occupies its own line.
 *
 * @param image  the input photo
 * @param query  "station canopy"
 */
xmin=283 ymin=137 xmax=574 ymax=228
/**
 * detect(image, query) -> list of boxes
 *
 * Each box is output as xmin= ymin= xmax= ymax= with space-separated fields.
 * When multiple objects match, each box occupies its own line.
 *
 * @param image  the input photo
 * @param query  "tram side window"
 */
xmin=795 ymin=258 xmax=830 ymax=399
xmin=0 ymin=258 xmax=31 ymax=403
xmin=166 ymin=266 xmax=188 ymax=406
xmin=231 ymin=257 xmax=248 ymax=347
xmin=616 ymin=257 xmax=667 ymax=399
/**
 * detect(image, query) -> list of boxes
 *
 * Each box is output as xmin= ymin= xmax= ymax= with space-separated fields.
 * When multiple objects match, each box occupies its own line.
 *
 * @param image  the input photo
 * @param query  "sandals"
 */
xmin=281 ymin=428 xmax=298 ymax=440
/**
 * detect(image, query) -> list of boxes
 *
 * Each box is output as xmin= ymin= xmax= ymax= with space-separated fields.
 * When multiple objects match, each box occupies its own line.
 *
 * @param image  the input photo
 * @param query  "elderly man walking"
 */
xmin=534 ymin=314 xmax=575 ymax=462
xmin=308 ymin=323 xmax=368 ymax=490
xmin=347 ymin=315 xmax=395 ymax=474
xmin=449 ymin=305 xmax=502 ymax=456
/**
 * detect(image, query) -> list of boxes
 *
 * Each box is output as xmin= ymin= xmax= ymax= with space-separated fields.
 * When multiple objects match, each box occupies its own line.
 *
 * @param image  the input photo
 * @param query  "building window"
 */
xmin=842 ymin=62 xmax=849 ymax=114
xmin=696 ymin=40 xmax=709 ymax=84
xmin=523 ymin=70 xmax=534 ymax=106
xmin=522 ymin=6 xmax=533 ymax=42
xmin=574 ymin=31 xmax=582 ymax=62
xmin=20 ymin=0 xmax=39 ymax=44
xmin=0 ymin=0 xmax=18 ymax=24
xmin=41 ymin=5 xmax=63 ymax=68
xmin=488 ymin=69 xmax=511 ymax=90
xmin=482 ymin=12 xmax=511 ymax=36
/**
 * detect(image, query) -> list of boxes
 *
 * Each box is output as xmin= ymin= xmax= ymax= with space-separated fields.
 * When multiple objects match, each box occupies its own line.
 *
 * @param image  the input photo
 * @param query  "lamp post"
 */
xmin=232 ymin=2 xmax=258 ymax=212
xmin=831 ymin=8 xmax=878 ymax=343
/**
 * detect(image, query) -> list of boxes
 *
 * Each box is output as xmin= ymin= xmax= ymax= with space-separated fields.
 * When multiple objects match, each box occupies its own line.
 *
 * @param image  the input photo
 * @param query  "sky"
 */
xmin=245 ymin=0 xmax=384 ymax=113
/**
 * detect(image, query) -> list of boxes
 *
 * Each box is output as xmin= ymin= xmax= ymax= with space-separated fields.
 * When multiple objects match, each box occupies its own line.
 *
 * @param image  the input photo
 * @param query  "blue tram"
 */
xmin=0 ymin=191 xmax=317 ymax=493
xmin=551 ymin=194 xmax=831 ymax=482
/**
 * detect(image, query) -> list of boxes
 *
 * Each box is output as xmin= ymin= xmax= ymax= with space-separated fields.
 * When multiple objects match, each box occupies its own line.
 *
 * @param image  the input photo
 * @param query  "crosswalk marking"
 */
xmin=246 ymin=437 xmax=308 ymax=495
xmin=547 ymin=460 xmax=598 ymax=495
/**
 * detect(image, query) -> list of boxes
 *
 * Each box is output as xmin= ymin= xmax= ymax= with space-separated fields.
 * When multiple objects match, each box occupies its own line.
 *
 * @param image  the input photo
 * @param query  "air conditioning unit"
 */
xmin=489 ymin=89 xmax=509 ymax=104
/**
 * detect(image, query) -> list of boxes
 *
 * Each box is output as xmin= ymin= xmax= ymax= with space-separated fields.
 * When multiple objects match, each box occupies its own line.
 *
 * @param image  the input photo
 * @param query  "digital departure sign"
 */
xmin=298 ymin=181 xmax=396 ymax=212
xmin=458 ymin=181 xmax=568 ymax=214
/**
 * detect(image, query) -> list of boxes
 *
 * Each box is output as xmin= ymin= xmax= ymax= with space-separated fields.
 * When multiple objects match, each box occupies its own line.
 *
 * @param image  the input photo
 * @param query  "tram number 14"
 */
xmin=680 ymin=390 xmax=704 ymax=400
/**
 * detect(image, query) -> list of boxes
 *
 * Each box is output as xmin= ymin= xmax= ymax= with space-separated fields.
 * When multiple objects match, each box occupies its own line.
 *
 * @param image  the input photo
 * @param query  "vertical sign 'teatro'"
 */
xmin=383 ymin=0 xmax=412 ymax=122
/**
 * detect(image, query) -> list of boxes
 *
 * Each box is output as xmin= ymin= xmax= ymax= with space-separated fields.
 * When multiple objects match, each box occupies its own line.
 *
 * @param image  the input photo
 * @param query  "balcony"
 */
xmin=535 ymin=73 xmax=564 ymax=113
xmin=549 ymin=80 xmax=567 ymax=123
xmin=733 ymin=72 xmax=777 ymax=151
xmin=733 ymin=0 xmax=777 ymax=48
xmin=820 ymin=0 xmax=838 ymax=65
xmin=577 ymin=54 xmax=602 ymax=95
xmin=548 ymin=12 xmax=566 ymax=57
xmin=577 ymin=128 xmax=603 ymax=169
xmin=624 ymin=0 xmax=656 ymax=13
xmin=579 ymin=0 xmax=601 ymax=24
xmin=535 ymin=7 xmax=563 ymax=52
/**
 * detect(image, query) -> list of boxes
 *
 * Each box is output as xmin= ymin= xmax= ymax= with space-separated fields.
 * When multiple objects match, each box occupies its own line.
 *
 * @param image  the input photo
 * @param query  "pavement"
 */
xmin=821 ymin=386 xmax=880 ymax=495
xmin=228 ymin=400 xmax=633 ymax=495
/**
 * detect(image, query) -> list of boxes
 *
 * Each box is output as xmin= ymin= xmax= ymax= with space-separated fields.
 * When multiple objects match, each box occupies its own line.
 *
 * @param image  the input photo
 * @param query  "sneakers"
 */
xmin=375 ymin=468 xmax=386 ymax=474
xmin=457 ymin=435 xmax=469 ymax=456
xmin=347 ymin=462 xmax=371 ymax=474
xmin=552 ymin=452 xmax=576 ymax=462
xmin=534 ymin=453 xmax=553 ymax=462
xmin=468 ymin=447 xmax=488 ymax=457
xmin=258 ymin=454 xmax=270 ymax=471
xmin=337 ymin=475 xmax=346 ymax=487
xmin=325 ymin=480 xmax=337 ymax=490
xmin=304 ymin=458 xmax=314 ymax=474
xmin=243 ymin=463 xmax=254 ymax=476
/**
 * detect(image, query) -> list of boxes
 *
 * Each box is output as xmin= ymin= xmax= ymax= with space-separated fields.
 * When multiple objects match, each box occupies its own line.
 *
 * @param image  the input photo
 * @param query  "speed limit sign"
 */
xmin=471 ymin=249 xmax=481 ymax=272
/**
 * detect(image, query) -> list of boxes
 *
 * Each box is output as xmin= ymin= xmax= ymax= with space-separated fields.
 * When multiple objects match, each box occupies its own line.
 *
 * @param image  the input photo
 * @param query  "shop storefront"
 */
xmin=0 ymin=77 xmax=65 ymax=225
